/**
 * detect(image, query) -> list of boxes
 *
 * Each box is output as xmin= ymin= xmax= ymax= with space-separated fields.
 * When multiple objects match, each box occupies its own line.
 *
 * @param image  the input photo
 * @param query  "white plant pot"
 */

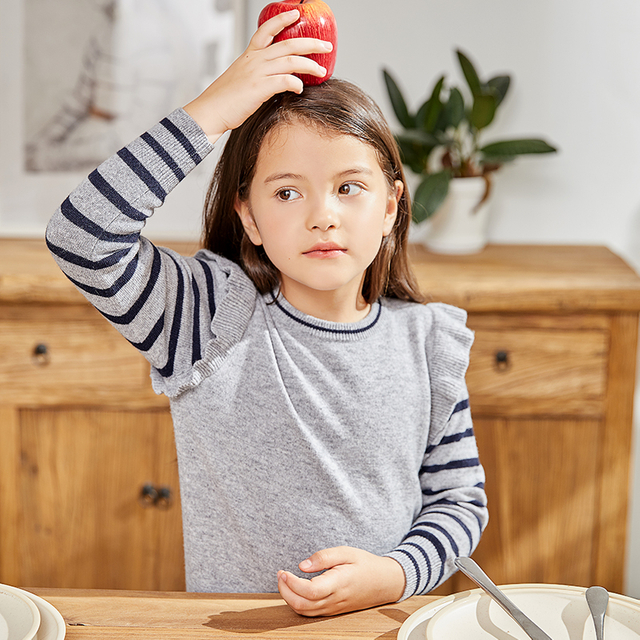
xmin=424 ymin=176 xmax=491 ymax=254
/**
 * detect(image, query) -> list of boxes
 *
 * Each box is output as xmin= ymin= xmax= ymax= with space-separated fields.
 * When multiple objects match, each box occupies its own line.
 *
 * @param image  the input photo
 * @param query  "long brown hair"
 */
xmin=202 ymin=78 xmax=424 ymax=304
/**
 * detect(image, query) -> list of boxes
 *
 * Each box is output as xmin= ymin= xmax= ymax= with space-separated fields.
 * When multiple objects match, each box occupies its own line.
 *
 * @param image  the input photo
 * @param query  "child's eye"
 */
xmin=338 ymin=183 xmax=363 ymax=196
xmin=276 ymin=188 xmax=302 ymax=202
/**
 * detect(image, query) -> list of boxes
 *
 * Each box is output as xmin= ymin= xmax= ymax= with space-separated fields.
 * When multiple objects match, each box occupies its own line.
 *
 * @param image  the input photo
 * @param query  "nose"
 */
xmin=307 ymin=195 xmax=340 ymax=231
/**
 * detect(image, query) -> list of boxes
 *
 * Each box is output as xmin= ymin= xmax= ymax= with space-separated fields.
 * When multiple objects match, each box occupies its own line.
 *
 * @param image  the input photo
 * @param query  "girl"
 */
xmin=46 ymin=10 xmax=488 ymax=616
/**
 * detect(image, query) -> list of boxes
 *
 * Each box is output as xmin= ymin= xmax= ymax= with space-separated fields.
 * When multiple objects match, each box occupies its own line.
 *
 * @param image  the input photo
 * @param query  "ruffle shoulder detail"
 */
xmin=425 ymin=302 xmax=474 ymax=445
xmin=150 ymin=250 xmax=257 ymax=398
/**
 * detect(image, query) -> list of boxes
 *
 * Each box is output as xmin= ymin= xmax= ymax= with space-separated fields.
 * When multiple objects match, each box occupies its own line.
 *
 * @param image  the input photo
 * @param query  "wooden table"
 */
xmin=28 ymin=589 xmax=437 ymax=639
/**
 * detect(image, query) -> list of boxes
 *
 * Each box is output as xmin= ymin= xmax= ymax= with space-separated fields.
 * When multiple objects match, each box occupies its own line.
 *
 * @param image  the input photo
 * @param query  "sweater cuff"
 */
xmin=384 ymin=550 xmax=419 ymax=601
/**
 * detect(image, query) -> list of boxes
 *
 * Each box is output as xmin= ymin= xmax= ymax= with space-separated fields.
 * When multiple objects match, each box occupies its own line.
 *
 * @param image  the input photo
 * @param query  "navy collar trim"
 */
xmin=272 ymin=297 xmax=382 ymax=335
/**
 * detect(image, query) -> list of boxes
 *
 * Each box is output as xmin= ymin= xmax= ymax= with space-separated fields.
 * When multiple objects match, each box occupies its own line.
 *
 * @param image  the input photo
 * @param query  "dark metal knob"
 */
xmin=33 ymin=343 xmax=50 ymax=365
xmin=494 ymin=350 xmax=510 ymax=372
xmin=139 ymin=484 xmax=158 ymax=507
xmin=155 ymin=486 xmax=173 ymax=510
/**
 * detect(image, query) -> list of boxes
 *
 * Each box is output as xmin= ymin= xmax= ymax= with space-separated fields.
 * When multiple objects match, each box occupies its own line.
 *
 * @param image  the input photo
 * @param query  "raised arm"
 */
xmin=46 ymin=11 xmax=332 ymax=389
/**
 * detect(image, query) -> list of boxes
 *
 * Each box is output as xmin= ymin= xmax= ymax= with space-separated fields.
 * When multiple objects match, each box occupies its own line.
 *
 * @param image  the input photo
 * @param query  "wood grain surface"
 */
xmin=28 ymin=589 xmax=438 ymax=639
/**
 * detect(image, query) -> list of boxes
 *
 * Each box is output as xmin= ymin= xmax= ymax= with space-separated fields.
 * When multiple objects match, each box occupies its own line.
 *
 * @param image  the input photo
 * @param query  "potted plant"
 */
xmin=383 ymin=50 xmax=558 ymax=253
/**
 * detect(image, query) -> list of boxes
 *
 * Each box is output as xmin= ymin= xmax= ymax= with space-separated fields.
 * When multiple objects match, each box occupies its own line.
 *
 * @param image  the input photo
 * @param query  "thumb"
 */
xmin=298 ymin=546 xmax=355 ymax=574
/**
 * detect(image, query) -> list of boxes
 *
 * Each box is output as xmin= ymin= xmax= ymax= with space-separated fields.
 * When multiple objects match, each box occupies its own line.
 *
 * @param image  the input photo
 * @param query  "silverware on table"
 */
xmin=585 ymin=586 xmax=609 ymax=640
xmin=454 ymin=557 xmax=553 ymax=640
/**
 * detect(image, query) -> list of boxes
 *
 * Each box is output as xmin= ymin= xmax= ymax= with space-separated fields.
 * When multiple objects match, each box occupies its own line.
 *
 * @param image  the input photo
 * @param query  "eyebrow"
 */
xmin=263 ymin=167 xmax=374 ymax=184
xmin=264 ymin=172 xmax=304 ymax=184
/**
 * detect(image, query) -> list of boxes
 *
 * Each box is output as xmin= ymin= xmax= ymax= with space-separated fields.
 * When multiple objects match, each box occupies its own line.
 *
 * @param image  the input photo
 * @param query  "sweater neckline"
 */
xmin=269 ymin=293 xmax=382 ymax=341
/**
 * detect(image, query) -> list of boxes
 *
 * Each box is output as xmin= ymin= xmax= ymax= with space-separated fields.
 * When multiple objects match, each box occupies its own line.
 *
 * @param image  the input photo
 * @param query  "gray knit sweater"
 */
xmin=45 ymin=108 xmax=488 ymax=599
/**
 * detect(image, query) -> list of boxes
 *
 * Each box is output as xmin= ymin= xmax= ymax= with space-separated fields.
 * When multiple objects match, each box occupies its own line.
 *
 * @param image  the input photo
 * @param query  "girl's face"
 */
xmin=236 ymin=120 xmax=402 ymax=320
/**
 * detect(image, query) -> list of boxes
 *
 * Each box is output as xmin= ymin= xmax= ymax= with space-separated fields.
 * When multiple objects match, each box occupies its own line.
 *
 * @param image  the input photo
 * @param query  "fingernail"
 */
xmin=300 ymin=559 xmax=312 ymax=570
xmin=287 ymin=9 xmax=300 ymax=16
xmin=279 ymin=571 xmax=287 ymax=582
xmin=323 ymin=41 xmax=333 ymax=51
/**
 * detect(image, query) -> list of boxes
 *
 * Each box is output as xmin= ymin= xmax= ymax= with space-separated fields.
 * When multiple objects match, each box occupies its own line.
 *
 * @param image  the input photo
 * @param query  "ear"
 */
xmin=382 ymin=180 xmax=403 ymax=237
xmin=235 ymin=195 xmax=263 ymax=246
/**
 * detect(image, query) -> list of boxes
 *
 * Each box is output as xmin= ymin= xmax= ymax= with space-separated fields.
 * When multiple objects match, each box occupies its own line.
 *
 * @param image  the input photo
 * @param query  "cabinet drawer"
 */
xmin=0 ymin=305 xmax=164 ymax=406
xmin=466 ymin=316 xmax=609 ymax=417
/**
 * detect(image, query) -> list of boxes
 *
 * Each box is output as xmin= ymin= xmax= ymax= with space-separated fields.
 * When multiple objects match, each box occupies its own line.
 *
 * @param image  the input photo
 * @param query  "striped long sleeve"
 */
xmin=385 ymin=302 xmax=488 ymax=599
xmin=44 ymin=108 xmax=232 ymax=394
xmin=387 ymin=384 xmax=487 ymax=598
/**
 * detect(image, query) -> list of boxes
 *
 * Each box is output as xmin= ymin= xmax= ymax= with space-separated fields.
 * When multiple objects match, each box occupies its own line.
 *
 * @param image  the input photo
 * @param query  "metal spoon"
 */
xmin=454 ymin=557 xmax=553 ymax=640
xmin=585 ymin=586 xmax=609 ymax=640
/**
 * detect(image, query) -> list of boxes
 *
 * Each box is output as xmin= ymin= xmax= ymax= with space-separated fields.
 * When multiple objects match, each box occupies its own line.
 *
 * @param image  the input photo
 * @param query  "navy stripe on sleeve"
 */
xmin=161 ymin=117 xmax=203 ymax=164
xmin=394 ymin=548 xmax=422 ymax=595
xmin=426 ymin=426 xmax=474 ymax=454
xmin=430 ymin=506 xmax=484 ymax=534
xmin=155 ymin=253 xmax=185 ymax=378
xmin=117 ymin=148 xmax=167 ymax=202
xmin=417 ymin=522 xmax=459 ymax=556
xmin=421 ymin=457 xmax=480 ymax=474
xmin=46 ymin=237 xmax=131 ymax=270
xmin=99 ymin=245 xmax=162 ymax=325
xmin=88 ymin=170 xmax=148 ymax=222
xmin=191 ymin=274 xmax=202 ymax=365
xmin=418 ymin=510 xmax=474 ymax=552
xmin=141 ymin=132 xmax=185 ymax=182
xmin=197 ymin=259 xmax=216 ymax=318
xmin=450 ymin=398 xmax=470 ymax=417
xmin=406 ymin=529 xmax=447 ymax=586
xmin=129 ymin=312 xmax=165 ymax=352
xmin=65 ymin=255 xmax=139 ymax=297
xmin=61 ymin=197 xmax=140 ymax=244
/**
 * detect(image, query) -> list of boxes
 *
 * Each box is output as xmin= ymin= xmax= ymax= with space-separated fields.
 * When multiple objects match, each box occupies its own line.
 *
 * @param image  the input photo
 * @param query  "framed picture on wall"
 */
xmin=0 ymin=0 xmax=246 ymax=240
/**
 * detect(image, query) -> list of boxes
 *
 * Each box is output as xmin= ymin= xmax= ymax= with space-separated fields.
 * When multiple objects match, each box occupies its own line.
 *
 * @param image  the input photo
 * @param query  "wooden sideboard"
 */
xmin=408 ymin=243 xmax=640 ymax=595
xmin=1 ymin=239 xmax=639 ymax=594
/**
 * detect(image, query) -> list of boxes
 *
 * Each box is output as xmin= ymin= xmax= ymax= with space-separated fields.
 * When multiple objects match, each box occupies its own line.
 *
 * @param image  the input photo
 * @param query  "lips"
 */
xmin=303 ymin=242 xmax=347 ymax=258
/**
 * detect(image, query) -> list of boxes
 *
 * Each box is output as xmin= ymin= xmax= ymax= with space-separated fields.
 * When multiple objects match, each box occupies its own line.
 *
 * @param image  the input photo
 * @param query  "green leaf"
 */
xmin=480 ymin=138 xmax=558 ymax=158
xmin=396 ymin=129 xmax=440 ymax=147
xmin=412 ymin=171 xmax=451 ymax=223
xmin=423 ymin=75 xmax=446 ymax=133
xmin=395 ymin=131 xmax=436 ymax=174
xmin=485 ymin=75 xmax=511 ymax=107
xmin=456 ymin=50 xmax=482 ymax=96
xmin=471 ymin=94 xmax=497 ymax=130
xmin=442 ymin=87 xmax=465 ymax=129
xmin=383 ymin=69 xmax=414 ymax=130
xmin=415 ymin=98 xmax=430 ymax=130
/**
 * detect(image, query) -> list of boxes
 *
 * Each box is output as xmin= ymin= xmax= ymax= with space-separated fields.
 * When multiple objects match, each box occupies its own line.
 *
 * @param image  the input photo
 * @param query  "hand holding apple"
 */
xmin=184 ymin=9 xmax=332 ymax=142
xmin=258 ymin=0 xmax=338 ymax=86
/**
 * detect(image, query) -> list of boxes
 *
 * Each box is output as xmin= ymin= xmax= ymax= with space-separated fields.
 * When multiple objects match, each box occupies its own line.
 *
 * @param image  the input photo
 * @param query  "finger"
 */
xmin=299 ymin=546 xmax=355 ymax=573
xmin=250 ymin=9 xmax=300 ymax=49
xmin=281 ymin=570 xmax=336 ymax=601
xmin=262 ymin=56 xmax=327 ymax=81
xmin=263 ymin=37 xmax=333 ymax=60
xmin=278 ymin=571 xmax=335 ymax=617
xmin=260 ymin=73 xmax=305 ymax=97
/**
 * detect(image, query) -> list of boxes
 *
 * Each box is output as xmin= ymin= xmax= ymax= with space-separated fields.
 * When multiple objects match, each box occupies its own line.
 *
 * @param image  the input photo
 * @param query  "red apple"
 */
xmin=258 ymin=0 xmax=337 ymax=86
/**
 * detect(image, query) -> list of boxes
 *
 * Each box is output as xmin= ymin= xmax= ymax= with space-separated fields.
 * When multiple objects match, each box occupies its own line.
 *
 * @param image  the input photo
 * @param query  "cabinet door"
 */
xmin=7 ymin=407 xmax=185 ymax=590
xmin=436 ymin=416 xmax=601 ymax=594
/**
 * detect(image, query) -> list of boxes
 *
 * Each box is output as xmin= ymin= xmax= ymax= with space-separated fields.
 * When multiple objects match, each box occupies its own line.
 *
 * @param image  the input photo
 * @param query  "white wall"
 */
xmin=245 ymin=0 xmax=640 ymax=595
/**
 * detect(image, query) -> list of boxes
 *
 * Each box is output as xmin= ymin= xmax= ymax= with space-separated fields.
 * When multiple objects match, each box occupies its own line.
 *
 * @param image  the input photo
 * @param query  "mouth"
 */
xmin=303 ymin=242 xmax=347 ymax=259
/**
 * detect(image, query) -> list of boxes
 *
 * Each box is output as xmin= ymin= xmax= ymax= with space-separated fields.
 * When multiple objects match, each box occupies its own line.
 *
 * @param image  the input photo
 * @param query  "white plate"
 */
xmin=0 ymin=585 xmax=41 ymax=640
xmin=399 ymin=584 xmax=640 ymax=640
xmin=0 ymin=587 xmax=65 ymax=640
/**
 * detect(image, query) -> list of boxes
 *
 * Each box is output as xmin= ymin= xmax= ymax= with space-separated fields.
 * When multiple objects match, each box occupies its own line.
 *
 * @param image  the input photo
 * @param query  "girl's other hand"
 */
xmin=277 ymin=546 xmax=406 ymax=617
xmin=184 ymin=10 xmax=332 ymax=144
